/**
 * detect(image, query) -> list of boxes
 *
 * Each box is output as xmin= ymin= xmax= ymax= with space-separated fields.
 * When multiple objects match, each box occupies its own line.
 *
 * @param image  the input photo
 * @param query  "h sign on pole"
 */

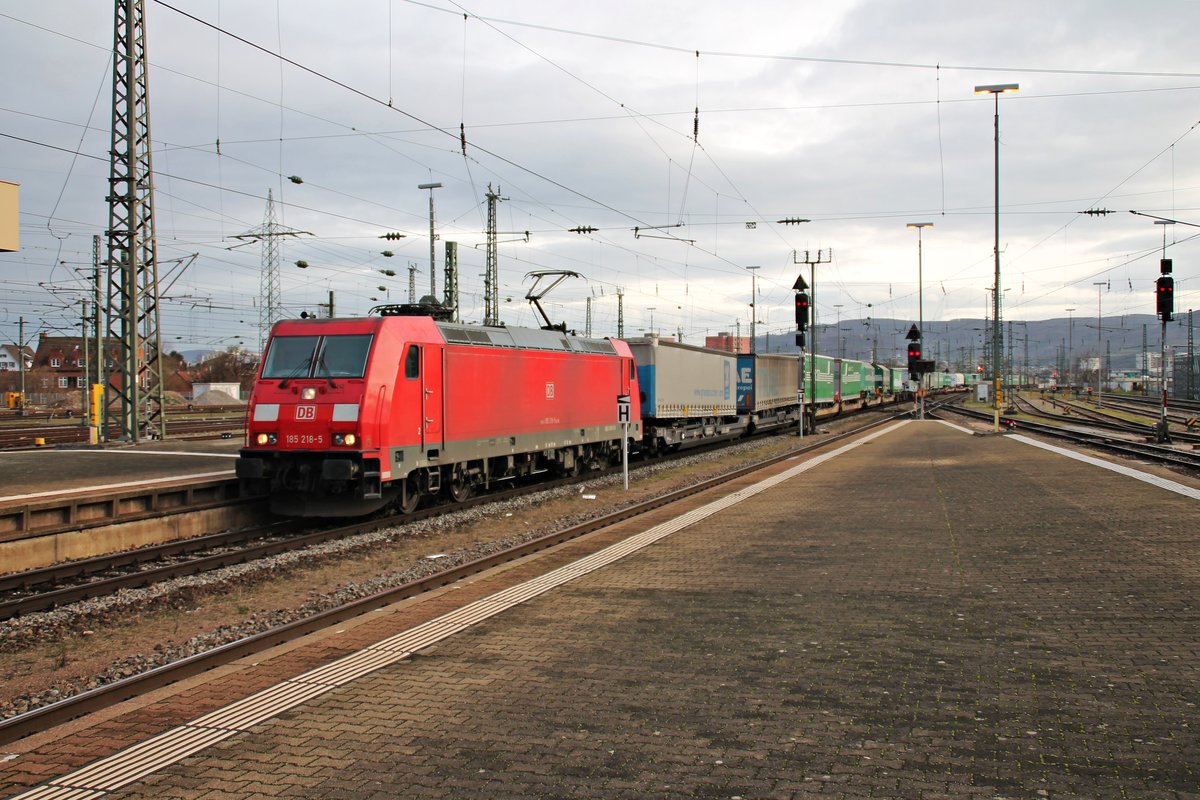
xmin=618 ymin=394 xmax=631 ymax=489
xmin=614 ymin=393 xmax=633 ymax=489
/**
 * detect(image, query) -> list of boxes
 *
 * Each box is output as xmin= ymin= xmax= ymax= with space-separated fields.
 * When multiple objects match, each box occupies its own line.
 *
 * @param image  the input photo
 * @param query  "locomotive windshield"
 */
xmin=261 ymin=334 xmax=373 ymax=380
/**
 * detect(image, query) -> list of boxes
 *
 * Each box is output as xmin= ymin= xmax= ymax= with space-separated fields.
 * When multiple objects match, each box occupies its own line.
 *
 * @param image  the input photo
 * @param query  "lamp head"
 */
xmin=975 ymin=83 xmax=1019 ymax=95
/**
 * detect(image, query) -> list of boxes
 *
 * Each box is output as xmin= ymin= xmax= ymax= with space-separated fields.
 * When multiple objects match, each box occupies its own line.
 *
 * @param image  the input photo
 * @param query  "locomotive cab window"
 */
xmin=262 ymin=334 xmax=373 ymax=380
xmin=403 ymin=345 xmax=420 ymax=379
xmin=314 ymin=334 xmax=372 ymax=378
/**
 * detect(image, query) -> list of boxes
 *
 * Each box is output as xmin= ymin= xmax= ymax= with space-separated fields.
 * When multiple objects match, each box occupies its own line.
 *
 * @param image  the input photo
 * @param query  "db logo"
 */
xmin=295 ymin=405 xmax=317 ymax=420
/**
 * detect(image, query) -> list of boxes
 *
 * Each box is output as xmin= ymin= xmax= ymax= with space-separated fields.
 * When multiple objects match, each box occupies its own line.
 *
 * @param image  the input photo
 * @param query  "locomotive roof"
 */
xmin=436 ymin=322 xmax=617 ymax=355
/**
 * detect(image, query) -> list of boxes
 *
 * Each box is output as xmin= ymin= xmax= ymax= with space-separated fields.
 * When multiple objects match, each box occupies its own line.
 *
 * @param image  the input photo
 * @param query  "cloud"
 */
xmin=1 ymin=0 xmax=1197 ymax=354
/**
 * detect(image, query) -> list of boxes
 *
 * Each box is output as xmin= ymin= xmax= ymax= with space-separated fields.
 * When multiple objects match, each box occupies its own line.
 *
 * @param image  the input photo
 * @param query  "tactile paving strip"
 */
xmin=8 ymin=422 xmax=907 ymax=800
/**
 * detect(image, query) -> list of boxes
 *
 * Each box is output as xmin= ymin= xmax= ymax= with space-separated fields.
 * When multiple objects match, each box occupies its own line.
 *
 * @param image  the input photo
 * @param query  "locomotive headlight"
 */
xmin=343 ymin=433 xmax=357 ymax=446
xmin=332 ymin=433 xmax=358 ymax=447
xmin=255 ymin=432 xmax=277 ymax=446
xmin=301 ymin=387 xmax=318 ymax=400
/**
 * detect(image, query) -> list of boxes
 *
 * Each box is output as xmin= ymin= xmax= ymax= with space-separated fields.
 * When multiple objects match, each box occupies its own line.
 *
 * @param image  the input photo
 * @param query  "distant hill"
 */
xmin=755 ymin=314 xmax=1195 ymax=373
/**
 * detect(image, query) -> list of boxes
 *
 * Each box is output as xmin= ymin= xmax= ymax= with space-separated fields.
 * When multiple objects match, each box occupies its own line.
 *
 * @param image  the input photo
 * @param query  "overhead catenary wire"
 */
xmin=3 ymin=3 xmax=1197 ymax=348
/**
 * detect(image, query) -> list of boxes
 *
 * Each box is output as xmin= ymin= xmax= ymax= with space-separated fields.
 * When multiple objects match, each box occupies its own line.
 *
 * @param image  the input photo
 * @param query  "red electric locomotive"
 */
xmin=236 ymin=307 xmax=642 ymax=516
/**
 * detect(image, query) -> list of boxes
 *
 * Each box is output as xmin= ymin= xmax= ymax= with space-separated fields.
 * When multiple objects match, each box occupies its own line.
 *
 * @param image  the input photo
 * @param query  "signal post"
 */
xmin=1155 ymin=256 xmax=1174 ymax=443
xmin=906 ymin=324 xmax=933 ymax=419
xmin=793 ymin=277 xmax=810 ymax=438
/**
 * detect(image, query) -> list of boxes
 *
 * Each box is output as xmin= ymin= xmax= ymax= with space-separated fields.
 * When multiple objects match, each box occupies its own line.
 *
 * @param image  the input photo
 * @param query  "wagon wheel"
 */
xmin=397 ymin=476 xmax=421 ymax=514
xmin=447 ymin=466 xmax=474 ymax=502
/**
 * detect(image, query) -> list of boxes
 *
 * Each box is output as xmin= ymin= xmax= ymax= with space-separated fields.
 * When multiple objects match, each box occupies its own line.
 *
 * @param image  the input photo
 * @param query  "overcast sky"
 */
xmin=2 ymin=0 xmax=1198 ymax=356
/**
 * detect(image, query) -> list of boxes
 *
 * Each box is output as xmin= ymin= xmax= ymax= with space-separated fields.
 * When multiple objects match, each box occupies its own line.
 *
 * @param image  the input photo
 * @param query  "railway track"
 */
xmin=936 ymin=402 xmax=1200 ymax=472
xmin=1103 ymin=392 xmax=1200 ymax=415
xmin=1076 ymin=393 xmax=1200 ymax=428
xmin=0 ymin=398 xmax=916 ymax=613
xmin=0 ymin=418 xmax=852 ymax=619
xmin=0 ymin=409 xmax=245 ymax=449
xmin=1009 ymin=393 xmax=1200 ymax=445
xmin=0 ymin=474 xmax=580 ymax=621
xmin=0 ymin=408 xmax=911 ymax=745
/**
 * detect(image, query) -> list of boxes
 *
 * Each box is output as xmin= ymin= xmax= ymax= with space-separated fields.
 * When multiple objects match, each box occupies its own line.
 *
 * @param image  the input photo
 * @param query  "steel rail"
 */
xmin=0 ymin=411 xmax=907 ymax=745
xmin=0 ymin=399 xmax=910 ymax=611
xmin=936 ymin=403 xmax=1200 ymax=471
xmin=0 ymin=476 xmax=575 ymax=620
xmin=1010 ymin=394 xmax=1200 ymax=444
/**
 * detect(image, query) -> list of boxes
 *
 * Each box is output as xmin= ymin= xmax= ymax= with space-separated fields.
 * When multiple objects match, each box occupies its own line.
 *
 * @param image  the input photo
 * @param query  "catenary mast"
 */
xmin=106 ymin=0 xmax=165 ymax=441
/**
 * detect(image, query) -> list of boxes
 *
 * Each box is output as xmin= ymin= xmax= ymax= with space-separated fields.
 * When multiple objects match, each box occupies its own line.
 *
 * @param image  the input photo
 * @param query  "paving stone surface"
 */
xmin=10 ymin=421 xmax=1200 ymax=799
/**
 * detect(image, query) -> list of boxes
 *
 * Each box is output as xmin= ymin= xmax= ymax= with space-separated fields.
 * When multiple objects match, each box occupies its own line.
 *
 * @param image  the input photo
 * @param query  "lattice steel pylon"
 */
xmin=106 ymin=0 xmax=165 ymax=442
xmin=484 ymin=184 xmax=500 ymax=326
xmin=258 ymin=190 xmax=281 ymax=351
xmin=236 ymin=190 xmax=310 ymax=352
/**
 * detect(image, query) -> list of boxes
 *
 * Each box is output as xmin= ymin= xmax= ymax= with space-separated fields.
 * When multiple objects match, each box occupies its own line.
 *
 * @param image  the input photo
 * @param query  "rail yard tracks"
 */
xmin=0 ymin=409 xmax=908 ymax=745
xmin=935 ymin=400 xmax=1200 ymax=472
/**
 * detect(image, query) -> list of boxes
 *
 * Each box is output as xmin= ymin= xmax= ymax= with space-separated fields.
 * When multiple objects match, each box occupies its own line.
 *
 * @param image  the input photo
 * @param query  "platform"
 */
xmin=2 ymin=420 xmax=1198 ymax=799
xmin=0 ymin=438 xmax=241 ymax=503
xmin=0 ymin=438 xmax=258 ymax=571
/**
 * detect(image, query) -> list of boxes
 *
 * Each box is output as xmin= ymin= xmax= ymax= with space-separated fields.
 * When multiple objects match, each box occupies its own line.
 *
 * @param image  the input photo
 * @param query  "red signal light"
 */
xmin=794 ymin=292 xmax=810 ymax=329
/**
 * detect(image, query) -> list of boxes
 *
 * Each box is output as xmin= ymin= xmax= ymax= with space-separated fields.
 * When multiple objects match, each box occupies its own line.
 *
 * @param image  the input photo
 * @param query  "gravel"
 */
xmin=0 ymin=430 xmax=826 ymax=721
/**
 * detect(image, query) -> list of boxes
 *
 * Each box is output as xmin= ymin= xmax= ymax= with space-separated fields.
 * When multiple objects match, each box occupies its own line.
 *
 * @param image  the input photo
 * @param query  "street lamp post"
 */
xmin=907 ymin=222 xmax=932 ymax=419
xmin=417 ymin=182 xmax=442 ymax=301
xmin=975 ymin=82 xmax=1018 ymax=432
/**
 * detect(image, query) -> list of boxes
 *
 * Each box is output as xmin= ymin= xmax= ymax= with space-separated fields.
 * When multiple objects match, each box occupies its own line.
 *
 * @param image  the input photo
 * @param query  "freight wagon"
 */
xmin=627 ymin=336 xmax=743 ymax=451
xmin=737 ymin=353 xmax=803 ymax=433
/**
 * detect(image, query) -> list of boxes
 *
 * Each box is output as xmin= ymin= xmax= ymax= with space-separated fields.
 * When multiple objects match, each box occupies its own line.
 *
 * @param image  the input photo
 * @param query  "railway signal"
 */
xmin=1157 ymin=259 xmax=1174 ymax=322
xmin=907 ymin=341 xmax=922 ymax=376
xmin=794 ymin=292 xmax=810 ymax=330
xmin=1156 ymin=276 xmax=1174 ymax=321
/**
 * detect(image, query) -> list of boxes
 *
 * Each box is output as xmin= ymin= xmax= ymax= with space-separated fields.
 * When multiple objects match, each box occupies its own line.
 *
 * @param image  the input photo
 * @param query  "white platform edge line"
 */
xmin=936 ymin=419 xmax=976 ymax=435
xmin=1 ymin=470 xmax=235 ymax=503
xmin=1008 ymin=434 xmax=1200 ymax=500
xmin=6 ymin=420 xmax=909 ymax=800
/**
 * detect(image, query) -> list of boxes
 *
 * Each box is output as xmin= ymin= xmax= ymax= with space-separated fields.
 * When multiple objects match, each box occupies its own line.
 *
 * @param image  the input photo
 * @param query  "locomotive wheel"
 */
xmin=447 ymin=467 xmax=474 ymax=502
xmin=398 ymin=477 xmax=421 ymax=514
